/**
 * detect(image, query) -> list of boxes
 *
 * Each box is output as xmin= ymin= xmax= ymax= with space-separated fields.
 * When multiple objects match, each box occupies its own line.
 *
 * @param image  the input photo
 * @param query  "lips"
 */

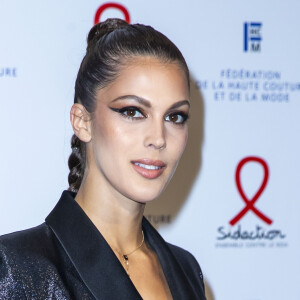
xmin=131 ymin=159 xmax=166 ymax=179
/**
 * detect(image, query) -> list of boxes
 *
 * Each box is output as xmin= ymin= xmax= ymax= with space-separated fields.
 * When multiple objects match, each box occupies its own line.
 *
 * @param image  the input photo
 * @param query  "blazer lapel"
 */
xmin=142 ymin=218 xmax=200 ymax=300
xmin=45 ymin=191 xmax=142 ymax=300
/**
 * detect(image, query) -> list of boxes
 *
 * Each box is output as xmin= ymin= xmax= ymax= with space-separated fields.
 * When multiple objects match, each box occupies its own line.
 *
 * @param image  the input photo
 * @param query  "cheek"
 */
xmin=168 ymin=127 xmax=188 ymax=161
xmin=93 ymin=111 xmax=136 ymax=156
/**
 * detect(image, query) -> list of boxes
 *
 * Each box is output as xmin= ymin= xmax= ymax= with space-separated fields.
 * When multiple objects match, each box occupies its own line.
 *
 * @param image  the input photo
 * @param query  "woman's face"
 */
xmin=89 ymin=56 xmax=190 ymax=203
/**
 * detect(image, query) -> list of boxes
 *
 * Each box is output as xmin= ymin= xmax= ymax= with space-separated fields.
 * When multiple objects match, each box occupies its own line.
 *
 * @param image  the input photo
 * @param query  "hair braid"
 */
xmin=67 ymin=134 xmax=86 ymax=192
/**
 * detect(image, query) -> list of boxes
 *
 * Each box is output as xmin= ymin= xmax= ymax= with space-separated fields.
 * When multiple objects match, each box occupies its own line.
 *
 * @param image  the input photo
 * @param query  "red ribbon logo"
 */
xmin=229 ymin=156 xmax=273 ymax=226
xmin=94 ymin=3 xmax=131 ymax=25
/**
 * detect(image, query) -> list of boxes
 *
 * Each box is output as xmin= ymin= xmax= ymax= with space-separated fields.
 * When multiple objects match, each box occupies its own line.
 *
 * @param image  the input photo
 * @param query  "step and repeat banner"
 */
xmin=1 ymin=1 xmax=299 ymax=299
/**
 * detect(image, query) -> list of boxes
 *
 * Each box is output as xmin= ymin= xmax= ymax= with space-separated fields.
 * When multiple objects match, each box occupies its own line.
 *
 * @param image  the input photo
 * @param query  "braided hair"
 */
xmin=68 ymin=18 xmax=189 ymax=192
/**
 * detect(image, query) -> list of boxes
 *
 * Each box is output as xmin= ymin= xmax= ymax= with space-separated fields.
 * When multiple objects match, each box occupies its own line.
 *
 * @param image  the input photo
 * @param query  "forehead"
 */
xmin=97 ymin=56 xmax=189 ymax=105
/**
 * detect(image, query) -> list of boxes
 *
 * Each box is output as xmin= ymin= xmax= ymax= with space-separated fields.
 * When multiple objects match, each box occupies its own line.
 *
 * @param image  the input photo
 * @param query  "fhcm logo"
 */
xmin=244 ymin=22 xmax=262 ymax=52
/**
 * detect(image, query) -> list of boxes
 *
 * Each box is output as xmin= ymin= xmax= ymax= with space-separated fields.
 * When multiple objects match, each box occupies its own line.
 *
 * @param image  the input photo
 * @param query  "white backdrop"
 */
xmin=1 ymin=1 xmax=300 ymax=299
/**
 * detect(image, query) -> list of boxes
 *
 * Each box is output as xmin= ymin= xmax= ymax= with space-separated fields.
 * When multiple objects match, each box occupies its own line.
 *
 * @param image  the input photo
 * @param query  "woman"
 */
xmin=0 ymin=18 xmax=206 ymax=299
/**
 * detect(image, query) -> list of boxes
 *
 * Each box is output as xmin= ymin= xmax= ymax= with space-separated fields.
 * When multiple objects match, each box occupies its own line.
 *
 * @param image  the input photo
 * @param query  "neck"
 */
xmin=75 ymin=170 xmax=146 ymax=254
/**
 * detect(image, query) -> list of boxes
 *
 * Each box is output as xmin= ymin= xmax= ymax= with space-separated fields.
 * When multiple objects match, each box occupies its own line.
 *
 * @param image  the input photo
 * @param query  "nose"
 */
xmin=144 ymin=119 xmax=166 ymax=150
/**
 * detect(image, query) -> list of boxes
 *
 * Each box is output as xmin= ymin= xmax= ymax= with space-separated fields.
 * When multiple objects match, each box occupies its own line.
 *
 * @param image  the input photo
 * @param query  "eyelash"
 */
xmin=110 ymin=106 xmax=189 ymax=125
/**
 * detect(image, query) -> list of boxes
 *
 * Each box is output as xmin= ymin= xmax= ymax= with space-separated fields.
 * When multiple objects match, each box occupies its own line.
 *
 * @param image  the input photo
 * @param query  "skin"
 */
xmin=70 ymin=56 xmax=190 ymax=299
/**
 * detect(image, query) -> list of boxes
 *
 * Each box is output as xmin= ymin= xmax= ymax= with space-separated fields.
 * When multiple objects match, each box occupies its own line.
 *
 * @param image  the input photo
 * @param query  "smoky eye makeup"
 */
xmin=165 ymin=110 xmax=190 ymax=125
xmin=109 ymin=105 xmax=190 ymax=125
xmin=109 ymin=106 xmax=147 ymax=120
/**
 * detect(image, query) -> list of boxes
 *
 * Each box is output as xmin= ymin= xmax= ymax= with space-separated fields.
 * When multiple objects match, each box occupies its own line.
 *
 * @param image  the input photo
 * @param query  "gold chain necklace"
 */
xmin=114 ymin=230 xmax=144 ymax=276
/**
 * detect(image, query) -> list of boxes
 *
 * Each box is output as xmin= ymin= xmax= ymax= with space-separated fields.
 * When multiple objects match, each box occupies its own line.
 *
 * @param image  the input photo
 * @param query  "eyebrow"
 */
xmin=111 ymin=95 xmax=190 ymax=109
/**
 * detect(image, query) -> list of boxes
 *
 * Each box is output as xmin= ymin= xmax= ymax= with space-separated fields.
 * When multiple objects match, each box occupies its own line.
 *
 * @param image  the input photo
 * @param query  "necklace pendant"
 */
xmin=123 ymin=255 xmax=129 ymax=267
xmin=114 ymin=230 xmax=144 ymax=277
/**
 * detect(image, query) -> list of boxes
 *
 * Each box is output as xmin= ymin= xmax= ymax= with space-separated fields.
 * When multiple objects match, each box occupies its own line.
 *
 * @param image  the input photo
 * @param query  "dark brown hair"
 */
xmin=68 ymin=18 xmax=189 ymax=192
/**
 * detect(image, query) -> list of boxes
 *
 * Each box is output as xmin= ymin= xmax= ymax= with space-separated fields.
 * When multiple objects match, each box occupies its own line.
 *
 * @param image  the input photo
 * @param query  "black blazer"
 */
xmin=0 ymin=191 xmax=206 ymax=299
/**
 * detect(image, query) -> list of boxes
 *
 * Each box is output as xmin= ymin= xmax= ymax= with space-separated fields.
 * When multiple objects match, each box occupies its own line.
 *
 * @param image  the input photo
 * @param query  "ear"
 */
xmin=70 ymin=104 xmax=92 ymax=143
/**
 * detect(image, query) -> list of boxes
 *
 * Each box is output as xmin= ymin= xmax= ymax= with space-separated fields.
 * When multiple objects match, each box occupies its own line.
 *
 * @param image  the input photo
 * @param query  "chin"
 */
xmin=128 ymin=169 xmax=177 ymax=204
xmin=124 ymin=183 xmax=167 ymax=204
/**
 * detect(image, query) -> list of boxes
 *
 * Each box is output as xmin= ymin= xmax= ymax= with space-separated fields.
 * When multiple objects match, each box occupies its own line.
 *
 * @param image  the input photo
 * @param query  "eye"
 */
xmin=109 ymin=106 xmax=146 ymax=120
xmin=122 ymin=107 xmax=144 ymax=118
xmin=165 ymin=112 xmax=189 ymax=125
